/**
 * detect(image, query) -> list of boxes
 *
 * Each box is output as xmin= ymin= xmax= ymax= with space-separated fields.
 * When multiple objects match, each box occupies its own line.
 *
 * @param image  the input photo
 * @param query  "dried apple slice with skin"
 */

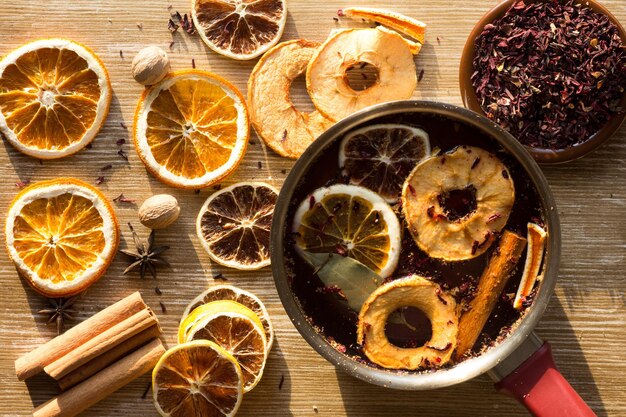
xmin=248 ymin=39 xmax=333 ymax=158
xmin=306 ymin=27 xmax=417 ymax=122
xmin=357 ymin=275 xmax=459 ymax=370
xmin=401 ymin=146 xmax=515 ymax=261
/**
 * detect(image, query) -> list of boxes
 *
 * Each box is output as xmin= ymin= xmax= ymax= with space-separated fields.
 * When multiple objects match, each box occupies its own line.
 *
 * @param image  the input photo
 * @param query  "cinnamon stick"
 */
xmin=33 ymin=338 xmax=165 ymax=417
xmin=454 ymin=230 xmax=527 ymax=359
xmin=45 ymin=307 xmax=160 ymax=381
xmin=16 ymin=292 xmax=147 ymax=381
xmin=57 ymin=323 xmax=162 ymax=390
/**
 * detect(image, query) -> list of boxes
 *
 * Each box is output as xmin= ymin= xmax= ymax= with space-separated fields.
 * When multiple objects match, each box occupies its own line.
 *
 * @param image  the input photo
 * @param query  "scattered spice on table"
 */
xmin=418 ymin=68 xmax=425 ymax=82
xmin=181 ymin=13 xmax=195 ymax=34
xmin=168 ymin=18 xmax=179 ymax=32
xmin=118 ymin=148 xmax=129 ymax=161
xmin=192 ymin=58 xmax=196 ymax=69
xmin=141 ymin=381 xmax=151 ymax=399
xmin=95 ymin=176 xmax=105 ymax=185
xmin=116 ymin=138 xmax=126 ymax=146
xmin=101 ymin=164 xmax=113 ymax=171
xmin=472 ymin=0 xmax=626 ymax=150
xmin=154 ymin=286 xmax=162 ymax=296
xmin=113 ymin=193 xmax=136 ymax=204
xmin=278 ymin=374 xmax=285 ymax=390
xmin=159 ymin=302 xmax=167 ymax=314
xmin=258 ymin=161 xmax=262 ymax=169
xmin=119 ymin=50 xmax=124 ymax=59
xmin=120 ymin=122 xmax=127 ymax=130
xmin=39 ymin=297 xmax=78 ymax=335
xmin=213 ymin=273 xmax=227 ymax=281
xmin=120 ymin=223 xmax=170 ymax=279
xmin=15 ymin=179 xmax=30 ymax=188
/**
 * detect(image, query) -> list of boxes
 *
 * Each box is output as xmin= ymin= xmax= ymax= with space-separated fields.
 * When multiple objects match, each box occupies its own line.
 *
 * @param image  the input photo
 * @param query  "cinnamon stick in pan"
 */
xmin=455 ymin=230 xmax=527 ymax=359
xmin=15 ymin=292 xmax=147 ymax=381
xmin=33 ymin=338 xmax=165 ymax=417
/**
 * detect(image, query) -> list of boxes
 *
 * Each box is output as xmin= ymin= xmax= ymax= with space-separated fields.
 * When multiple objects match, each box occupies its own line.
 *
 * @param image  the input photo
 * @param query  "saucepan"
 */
xmin=270 ymin=100 xmax=596 ymax=416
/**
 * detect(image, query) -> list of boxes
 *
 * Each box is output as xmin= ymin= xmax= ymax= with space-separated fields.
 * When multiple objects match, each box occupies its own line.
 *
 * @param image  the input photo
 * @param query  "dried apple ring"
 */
xmin=401 ymin=146 xmax=515 ymax=261
xmin=306 ymin=27 xmax=417 ymax=122
xmin=248 ymin=39 xmax=333 ymax=159
xmin=357 ymin=275 xmax=458 ymax=370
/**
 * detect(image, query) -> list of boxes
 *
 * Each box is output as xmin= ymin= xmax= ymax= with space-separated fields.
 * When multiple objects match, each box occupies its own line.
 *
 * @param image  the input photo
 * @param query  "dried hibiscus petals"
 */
xmin=472 ymin=0 xmax=626 ymax=150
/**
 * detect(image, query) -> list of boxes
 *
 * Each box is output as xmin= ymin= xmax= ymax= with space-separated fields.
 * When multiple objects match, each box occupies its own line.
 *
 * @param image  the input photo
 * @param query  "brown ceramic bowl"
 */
xmin=459 ymin=0 xmax=626 ymax=164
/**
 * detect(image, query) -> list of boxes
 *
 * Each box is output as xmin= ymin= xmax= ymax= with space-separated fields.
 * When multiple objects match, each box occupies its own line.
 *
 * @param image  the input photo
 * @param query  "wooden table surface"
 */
xmin=0 ymin=0 xmax=625 ymax=416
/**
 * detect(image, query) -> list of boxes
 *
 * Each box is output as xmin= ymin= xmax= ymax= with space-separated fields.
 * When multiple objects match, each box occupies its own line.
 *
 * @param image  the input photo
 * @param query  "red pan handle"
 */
xmin=494 ymin=342 xmax=596 ymax=417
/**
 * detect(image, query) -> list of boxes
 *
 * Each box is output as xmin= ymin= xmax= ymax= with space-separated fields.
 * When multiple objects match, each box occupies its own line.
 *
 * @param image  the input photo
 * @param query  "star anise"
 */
xmin=120 ymin=223 xmax=170 ymax=279
xmin=39 ymin=297 xmax=78 ymax=335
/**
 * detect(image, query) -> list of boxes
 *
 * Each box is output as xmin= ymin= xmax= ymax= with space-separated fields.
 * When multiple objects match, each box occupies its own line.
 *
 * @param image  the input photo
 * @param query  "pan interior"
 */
xmin=271 ymin=101 xmax=560 ymax=390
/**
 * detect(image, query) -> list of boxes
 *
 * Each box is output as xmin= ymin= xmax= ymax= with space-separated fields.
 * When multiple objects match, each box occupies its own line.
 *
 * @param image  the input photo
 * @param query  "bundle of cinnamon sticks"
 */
xmin=15 ymin=292 xmax=165 ymax=417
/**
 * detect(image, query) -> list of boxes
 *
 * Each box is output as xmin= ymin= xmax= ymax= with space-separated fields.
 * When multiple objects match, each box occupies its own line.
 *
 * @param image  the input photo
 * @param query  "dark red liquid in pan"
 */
xmin=284 ymin=112 xmax=545 ymax=370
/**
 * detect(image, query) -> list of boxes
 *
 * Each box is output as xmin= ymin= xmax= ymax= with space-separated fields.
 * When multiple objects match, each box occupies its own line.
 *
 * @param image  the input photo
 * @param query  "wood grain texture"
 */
xmin=0 ymin=1 xmax=625 ymax=416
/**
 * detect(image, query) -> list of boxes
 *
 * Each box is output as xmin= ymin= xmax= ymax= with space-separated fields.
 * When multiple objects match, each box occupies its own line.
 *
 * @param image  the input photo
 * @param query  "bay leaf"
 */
xmin=299 ymin=251 xmax=382 ymax=312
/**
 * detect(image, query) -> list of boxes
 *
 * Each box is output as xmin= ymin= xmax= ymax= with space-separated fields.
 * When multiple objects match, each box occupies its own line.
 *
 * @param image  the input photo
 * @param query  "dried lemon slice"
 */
xmin=339 ymin=123 xmax=430 ymax=203
xmin=152 ymin=340 xmax=243 ymax=417
xmin=357 ymin=275 xmax=458 ymax=370
xmin=192 ymin=0 xmax=287 ymax=60
xmin=182 ymin=285 xmax=274 ymax=349
xmin=5 ymin=178 xmax=119 ymax=297
xmin=306 ymin=27 xmax=416 ymax=122
xmin=178 ymin=300 xmax=264 ymax=343
xmin=180 ymin=301 xmax=268 ymax=393
xmin=133 ymin=70 xmax=248 ymax=189
xmin=196 ymin=182 xmax=277 ymax=270
xmin=248 ymin=39 xmax=333 ymax=158
xmin=0 ymin=39 xmax=111 ymax=159
xmin=402 ymin=146 xmax=515 ymax=261
xmin=293 ymin=184 xmax=401 ymax=278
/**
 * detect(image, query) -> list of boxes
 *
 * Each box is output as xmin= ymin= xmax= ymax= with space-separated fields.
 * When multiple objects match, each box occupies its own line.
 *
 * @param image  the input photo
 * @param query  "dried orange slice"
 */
xmin=0 ymin=39 xmax=111 ymax=159
xmin=340 ymin=7 xmax=426 ymax=53
xmin=192 ymin=0 xmax=287 ymax=60
xmin=339 ymin=124 xmax=430 ymax=203
xmin=306 ymin=27 xmax=417 ymax=122
xmin=133 ymin=70 xmax=249 ymax=189
xmin=196 ymin=182 xmax=277 ymax=270
xmin=4 ymin=178 xmax=119 ymax=297
xmin=153 ymin=340 xmax=243 ymax=417
xmin=293 ymin=184 xmax=402 ymax=278
xmin=182 ymin=285 xmax=274 ymax=349
xmin=180 ymin=300 xmax=268 ymax=392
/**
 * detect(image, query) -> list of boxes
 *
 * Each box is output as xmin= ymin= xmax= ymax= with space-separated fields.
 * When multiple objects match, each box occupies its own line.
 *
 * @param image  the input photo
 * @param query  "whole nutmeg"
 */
xmin=138 ymin=194 xmax=180 ymax=229
xmin=131 ymin=46 xmax=171 ymax=85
